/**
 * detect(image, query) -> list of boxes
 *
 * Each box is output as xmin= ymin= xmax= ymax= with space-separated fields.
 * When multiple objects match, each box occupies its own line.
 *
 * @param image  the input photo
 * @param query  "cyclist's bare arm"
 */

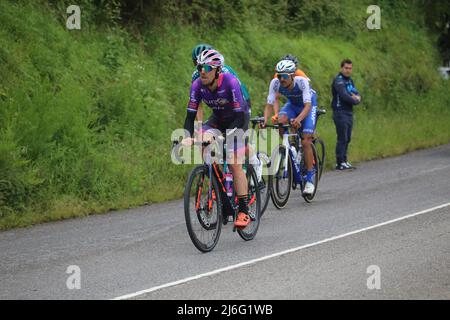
xmin=263 ymin=103 xmax=274 ymax=127
xmin=263 ymin=78 xmax=279 ymax=126
xmin=196 ymin=104 xmax=204 ymax=122
xmin=273 ymin=92 xmax=280 ymax=115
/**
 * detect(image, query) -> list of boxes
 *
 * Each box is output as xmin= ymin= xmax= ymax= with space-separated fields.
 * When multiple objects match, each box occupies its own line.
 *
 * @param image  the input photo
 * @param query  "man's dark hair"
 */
xmin=340 ymin=59 xmax=352 ymax=67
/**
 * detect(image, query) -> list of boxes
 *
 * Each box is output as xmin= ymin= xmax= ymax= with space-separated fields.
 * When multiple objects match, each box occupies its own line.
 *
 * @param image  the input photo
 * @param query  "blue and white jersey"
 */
xmin=267 ymin=76 xmax=313 ymax=108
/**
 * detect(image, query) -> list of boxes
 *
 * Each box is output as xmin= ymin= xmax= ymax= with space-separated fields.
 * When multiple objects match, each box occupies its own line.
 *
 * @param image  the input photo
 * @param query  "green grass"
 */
xmin=0 ymin=0 xmax=449 ymax=230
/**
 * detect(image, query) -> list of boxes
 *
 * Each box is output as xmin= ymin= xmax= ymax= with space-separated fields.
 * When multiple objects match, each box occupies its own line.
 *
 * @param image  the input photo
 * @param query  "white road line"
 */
xmin=112 ymin=202 xmax=450 ymax=300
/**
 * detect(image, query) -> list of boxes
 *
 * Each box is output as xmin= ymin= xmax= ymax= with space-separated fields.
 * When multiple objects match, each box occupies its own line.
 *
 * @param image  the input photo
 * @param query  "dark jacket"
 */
xmin=331 ymin=72 xmax=360 ymax=112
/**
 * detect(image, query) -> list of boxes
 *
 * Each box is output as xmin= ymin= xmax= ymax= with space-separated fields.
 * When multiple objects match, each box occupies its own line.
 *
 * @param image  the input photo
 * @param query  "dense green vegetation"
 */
xmin=0 ymin=0 xmax=449 ymax=229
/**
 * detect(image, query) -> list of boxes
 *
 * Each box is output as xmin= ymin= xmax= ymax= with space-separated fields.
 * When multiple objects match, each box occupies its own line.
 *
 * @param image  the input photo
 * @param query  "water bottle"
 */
xmin=291 ymin=144 xmax=302 ymax=167
xmin=296 ymin=149 xmax=302 ymax=166
xmin=223 ymin=163 xmax=233 ymax=197
xmin=290 ymin=145 xmax=298 ymax=163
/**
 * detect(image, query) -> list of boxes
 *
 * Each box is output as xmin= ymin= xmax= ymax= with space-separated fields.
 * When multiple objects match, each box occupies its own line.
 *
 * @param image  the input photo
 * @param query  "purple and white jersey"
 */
xmin=187 ymin=73 xmax=248 ymax=122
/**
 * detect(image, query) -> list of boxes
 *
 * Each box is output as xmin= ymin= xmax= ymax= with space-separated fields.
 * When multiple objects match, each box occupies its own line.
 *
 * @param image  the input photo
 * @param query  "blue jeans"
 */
xmin=333 ymin=110 xmax=353 ymax=164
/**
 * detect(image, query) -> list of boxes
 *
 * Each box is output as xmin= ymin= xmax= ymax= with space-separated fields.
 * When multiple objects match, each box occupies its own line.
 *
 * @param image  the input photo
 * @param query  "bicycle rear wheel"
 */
xmin=270 ymin=145 xmax=292 ymax=209
xmin=314 ymin=138 xmax=325 ymax=180
xmin=237 ymin=164 xmax=261 ymax=241
xmin=184 ymin=165 xmax=222 ymax=252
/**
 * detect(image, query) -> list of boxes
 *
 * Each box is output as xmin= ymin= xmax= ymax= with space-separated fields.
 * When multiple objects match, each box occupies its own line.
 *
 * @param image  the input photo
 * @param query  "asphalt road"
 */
xmin=0 ymin=144 xmax=449 ymax=300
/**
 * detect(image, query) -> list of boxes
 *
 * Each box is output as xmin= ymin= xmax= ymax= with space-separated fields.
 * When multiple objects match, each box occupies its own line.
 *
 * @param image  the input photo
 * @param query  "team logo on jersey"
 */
xmin=217 ymin=98 xmax=229 ymax=106
xmin=203 ymin=98 xmax=230 ymax=107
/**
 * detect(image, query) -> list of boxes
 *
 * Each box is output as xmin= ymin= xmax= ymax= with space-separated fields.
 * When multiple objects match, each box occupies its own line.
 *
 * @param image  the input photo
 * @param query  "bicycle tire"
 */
xmin=184 ymin=165 xmax=222 ymax=253
xmin=259 ymin=174 xmax=272 ymax=216
xmin=314 ymin=138 xmax=325 ymax=180
xmin=270 ymin=145 xmax=292 ymax=209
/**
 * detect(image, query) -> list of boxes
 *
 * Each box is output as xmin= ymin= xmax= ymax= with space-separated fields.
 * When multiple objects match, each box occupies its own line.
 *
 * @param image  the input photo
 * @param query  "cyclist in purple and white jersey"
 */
xmin=182 ymin=49 xmax=251 ymax=229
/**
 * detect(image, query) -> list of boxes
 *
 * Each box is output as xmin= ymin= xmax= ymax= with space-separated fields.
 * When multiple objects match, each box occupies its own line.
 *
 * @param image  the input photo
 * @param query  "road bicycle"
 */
xmin=266 ymin=108 xmax=326 ymax=208
xmin=174 ymin=134 xmax=261 ymax=253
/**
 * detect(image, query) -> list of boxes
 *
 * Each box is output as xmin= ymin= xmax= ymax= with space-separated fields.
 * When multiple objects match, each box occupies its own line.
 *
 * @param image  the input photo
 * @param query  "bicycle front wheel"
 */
xmin=184 ymin=165 xmax=222 ymax=253
xmin=270 ymin=145 xmax=292 ymax=209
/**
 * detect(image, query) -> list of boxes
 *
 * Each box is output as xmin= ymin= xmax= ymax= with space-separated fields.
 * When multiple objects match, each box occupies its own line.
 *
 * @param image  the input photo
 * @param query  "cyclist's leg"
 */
xmin=225 ymin=119 xmax=252 ymax=227
xmin=242 ymin=112 xmax=254 ymax=160
xmin=301 ymin=94 xmax=318 ymax=180
xmin=197 ymin=115 xmax=223 ymax=164
xmin=229 ymin=154 xmax=250 ymax=227
xmin=199 ymin=115 xmax=219 ymax=140
xmin=278 ymin=102 xmax=299 ymax=138
xmin=228 ymin=115 xmax=248 ymax=194
xmin=278 ymin=102 xmax=297 ymax=124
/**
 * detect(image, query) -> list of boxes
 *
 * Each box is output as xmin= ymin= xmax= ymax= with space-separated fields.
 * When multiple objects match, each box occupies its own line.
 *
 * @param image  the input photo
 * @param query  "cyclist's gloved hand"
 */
xmin=259 ymin=119 xmax=266 ymax=129
xmin=290 ymin=117 xmax=302 ymax=130
xmin=204 ymin=132 xmax=217 ymax=144
xmin=271 ymin=113 xmax=279 ymax=124
xmin=181 ymin=137 xmax=194 ymax=146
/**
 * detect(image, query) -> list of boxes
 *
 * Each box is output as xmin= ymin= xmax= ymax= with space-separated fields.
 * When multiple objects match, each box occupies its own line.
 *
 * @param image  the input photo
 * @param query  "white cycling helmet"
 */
xmin=275 ymin=59 xmax=296 ymax=74
xmin=197 ymin=49 xmax=224 ymax=67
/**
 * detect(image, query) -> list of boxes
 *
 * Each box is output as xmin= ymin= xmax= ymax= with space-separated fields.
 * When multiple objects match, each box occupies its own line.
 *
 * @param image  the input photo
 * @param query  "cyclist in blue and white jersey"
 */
xmin=262 ymin=59 xmax=318 ymax=195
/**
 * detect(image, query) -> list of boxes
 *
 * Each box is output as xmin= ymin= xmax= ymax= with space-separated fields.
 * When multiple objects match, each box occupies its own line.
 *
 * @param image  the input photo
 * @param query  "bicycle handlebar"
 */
xmin=172 ymin=139 xmax=212 ymax=147
xmin=250 ymin=107 xmax=326 ymax=124
xmin=174 ymin=108 xmax=327 ymax=146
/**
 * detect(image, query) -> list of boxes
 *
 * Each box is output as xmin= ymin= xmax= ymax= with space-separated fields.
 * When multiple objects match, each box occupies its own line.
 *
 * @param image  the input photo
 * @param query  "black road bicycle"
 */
xmin=174 ymin=135 xmax=261 ymax=253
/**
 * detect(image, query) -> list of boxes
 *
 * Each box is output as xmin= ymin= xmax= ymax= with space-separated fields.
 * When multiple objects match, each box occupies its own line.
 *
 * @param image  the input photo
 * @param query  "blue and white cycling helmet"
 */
xmin=275 ymin=59 xmax=296 ymax=74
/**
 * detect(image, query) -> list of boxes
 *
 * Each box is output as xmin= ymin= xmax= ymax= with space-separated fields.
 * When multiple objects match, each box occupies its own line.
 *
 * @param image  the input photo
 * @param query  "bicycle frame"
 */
xmin=275 ymin=129 xmax=304 ymax=186
xmin=276 ymin=108 xmax=326 ymax=182
xmin=201 ymin=141 xmax=256 ymax=224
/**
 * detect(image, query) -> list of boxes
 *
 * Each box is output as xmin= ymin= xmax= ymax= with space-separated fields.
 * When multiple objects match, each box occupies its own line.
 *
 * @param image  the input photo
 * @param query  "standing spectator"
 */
xmin=331 ymin=59 xmax=361 ymax=170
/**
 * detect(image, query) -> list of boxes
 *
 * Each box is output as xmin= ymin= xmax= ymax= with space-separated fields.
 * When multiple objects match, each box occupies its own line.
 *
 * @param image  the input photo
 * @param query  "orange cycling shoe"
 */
xmin=234 ymin=212 xmax=251 ymax=229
